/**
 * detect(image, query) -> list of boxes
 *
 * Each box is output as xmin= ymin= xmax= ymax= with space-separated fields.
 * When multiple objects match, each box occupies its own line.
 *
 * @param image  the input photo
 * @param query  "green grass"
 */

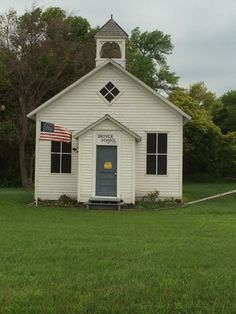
xmin=0 ymin=186 xmax=236 ymax=313
xmin=183 ymin=178 xmax=236 ymax=202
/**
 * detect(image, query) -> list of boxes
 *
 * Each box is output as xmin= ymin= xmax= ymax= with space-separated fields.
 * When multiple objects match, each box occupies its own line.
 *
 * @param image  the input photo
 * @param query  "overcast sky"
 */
xmin=1 ymin=0 xmax=235 ymax=95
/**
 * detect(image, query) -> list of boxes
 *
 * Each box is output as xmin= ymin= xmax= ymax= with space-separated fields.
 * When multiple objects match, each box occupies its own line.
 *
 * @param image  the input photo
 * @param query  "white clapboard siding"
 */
xmin=36 ymin=63 xmax=183 ymax=201
xmin=37 ymin=139 xmax=78 ymax=200
xmin=78 ymin=131 xmax=94 ymax=201
xmin=119 ymin=131 xmax=135 ymax=203
xmin=92 ymin=119 xmax=119 ymax=130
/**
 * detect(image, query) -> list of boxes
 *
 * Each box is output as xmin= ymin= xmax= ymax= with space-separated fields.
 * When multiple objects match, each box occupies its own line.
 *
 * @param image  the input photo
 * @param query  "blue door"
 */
xmin=96 ymin=146 xmax=117 ymax=197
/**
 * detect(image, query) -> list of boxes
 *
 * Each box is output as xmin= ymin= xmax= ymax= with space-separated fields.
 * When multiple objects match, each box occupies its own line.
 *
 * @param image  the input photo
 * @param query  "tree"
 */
xmin=0 ymin=6 xmax=95 ymax=186
xmin=126 ymin=27 xmax=178 ymax=93
xmin=189 ymin=82 xmax=223 ymax=117
xmin=0 ymin=121 xmax=21 ymax=186
xmin=214 ymin=90 xmax=236 ymax=134
xmin=217 ymin=132 xmax=236 ymax=177
xmin=169 ymin=88 xmax=224 ymax=176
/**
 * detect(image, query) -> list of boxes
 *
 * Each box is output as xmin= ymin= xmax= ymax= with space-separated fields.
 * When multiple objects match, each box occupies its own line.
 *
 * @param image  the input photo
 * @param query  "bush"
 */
xmin=135 ymin=198 xmax=182 ymax=210
xmin=132 ymin=191 xmax=182 ymax=210
xmin=144 ymin=190 xmax=160 ymax=201
xmin=38 ymin=194 xmax=81 ymax=208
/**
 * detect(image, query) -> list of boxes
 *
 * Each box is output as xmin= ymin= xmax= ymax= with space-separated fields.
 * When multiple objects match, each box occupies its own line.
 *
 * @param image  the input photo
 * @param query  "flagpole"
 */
xmin=35 ymin=119 xmax=40 ymax=206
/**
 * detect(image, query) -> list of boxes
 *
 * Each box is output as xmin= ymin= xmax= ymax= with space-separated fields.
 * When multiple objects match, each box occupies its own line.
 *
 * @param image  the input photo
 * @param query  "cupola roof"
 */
xmin=95 ymin=15 xmax=128 ymax=38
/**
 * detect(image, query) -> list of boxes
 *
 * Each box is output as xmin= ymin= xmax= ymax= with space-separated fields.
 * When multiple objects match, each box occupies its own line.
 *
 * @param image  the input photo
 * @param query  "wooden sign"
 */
xmin=96 ymin=133 xmax=117 ymax=145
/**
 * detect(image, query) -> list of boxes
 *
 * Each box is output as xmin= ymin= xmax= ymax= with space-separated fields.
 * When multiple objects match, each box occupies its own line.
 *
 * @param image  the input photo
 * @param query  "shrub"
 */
xmin=132 ymin=191 xmax=182 ymax=210
xmin=135 ymin=198 xmax=181 ymax=210
xmin=144 ymin=190 xmax=160 ymax=201
xmin=38 ymin=195 xmax=80 ymax=208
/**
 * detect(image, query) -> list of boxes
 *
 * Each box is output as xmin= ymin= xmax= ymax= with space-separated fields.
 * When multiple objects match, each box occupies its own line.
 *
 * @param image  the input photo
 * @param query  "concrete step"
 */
xmin=86 ymin=197 xmax=124 ymax=210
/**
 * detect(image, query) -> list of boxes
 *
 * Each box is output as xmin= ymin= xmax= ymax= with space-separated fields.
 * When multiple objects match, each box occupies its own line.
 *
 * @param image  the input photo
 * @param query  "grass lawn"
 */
xmin=0 ymin=185 xmax=236 ymax=313
xmin=183 ymin=178 xmax=236 ymax=202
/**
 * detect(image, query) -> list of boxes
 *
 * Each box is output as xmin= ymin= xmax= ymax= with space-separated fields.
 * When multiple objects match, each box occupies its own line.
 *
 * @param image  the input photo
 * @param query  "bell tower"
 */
xmin=95 ymin=15 xmax=128 ymax=68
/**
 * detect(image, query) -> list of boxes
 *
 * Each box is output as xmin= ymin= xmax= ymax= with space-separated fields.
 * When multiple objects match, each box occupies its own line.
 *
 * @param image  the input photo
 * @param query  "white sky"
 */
xmin=1 ymin=0 xmax=235 ymax=95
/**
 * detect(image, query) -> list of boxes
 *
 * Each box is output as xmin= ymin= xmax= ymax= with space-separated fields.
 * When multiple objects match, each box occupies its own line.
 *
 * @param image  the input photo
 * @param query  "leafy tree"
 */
xmin=169 ymin=88 xmax=224 ymax=176
xmin=127 ymin=27 xmax=178 ymax=93
xmin=217 ymin=132 xmax=236 ymax=177
xmin=189 ymin=82 xmax=223 ymax=117
xmin=0 ymin=6 xmax=95 ymax=186
xmin=0 ymin=121 xmax=20 ymax=186
xmin=214 ymin=90 xmax=236 ymax=134
xmin=0 ymin=55 xmax=19 ymax=185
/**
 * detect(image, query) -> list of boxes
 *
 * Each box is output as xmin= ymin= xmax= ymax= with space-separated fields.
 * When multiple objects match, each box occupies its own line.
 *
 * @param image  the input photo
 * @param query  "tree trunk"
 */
xmin=30 ymin=152 xmax=35 ymax=183
xmin=19 ymin=141 xmax=33 ymax=187
xmin=17 ymin=115 xmax=33 ymax=188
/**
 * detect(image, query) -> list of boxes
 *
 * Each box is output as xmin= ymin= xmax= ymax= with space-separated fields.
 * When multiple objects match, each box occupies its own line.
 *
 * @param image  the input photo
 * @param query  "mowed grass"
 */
xmin=183 ymin=179 xmax=236 ymax=202
xmin=0 ymin=186 xmax=236 ymax=313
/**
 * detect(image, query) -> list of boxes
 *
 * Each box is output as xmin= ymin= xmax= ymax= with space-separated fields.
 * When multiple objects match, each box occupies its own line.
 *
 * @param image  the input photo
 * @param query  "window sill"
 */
xmin=145 ymin=174 xmax=169 ymax=177
xmin=49 ymin=173 xmax=72 ymax=175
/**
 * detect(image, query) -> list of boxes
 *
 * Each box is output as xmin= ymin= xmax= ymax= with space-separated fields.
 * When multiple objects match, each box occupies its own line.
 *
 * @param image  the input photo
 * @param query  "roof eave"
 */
xmin=94 ymin=34 xmax=128 ymax=39
xmin=94 ymin=34 xmax=128 ymax=42
xmin=26 ymin=59 xmax=112 ymax=120
xmin=183 ymin=115 xmax=191 ymax=125
xmin=74 ymin=114 xmax=142 ymax=142
xmin=27 ymin=59 xmax=191 ymax=123
xmin=107 ymin=59 xmax=192 ymax=121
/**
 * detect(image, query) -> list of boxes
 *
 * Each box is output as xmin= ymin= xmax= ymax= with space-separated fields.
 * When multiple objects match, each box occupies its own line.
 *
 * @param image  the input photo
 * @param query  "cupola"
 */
xmin=95 ymin=15 xmax=128 ymax=68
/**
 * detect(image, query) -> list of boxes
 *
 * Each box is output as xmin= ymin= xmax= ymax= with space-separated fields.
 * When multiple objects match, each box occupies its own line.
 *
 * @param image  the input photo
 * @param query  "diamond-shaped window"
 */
xmin=99 ymin=81 xmax=120 ymax=103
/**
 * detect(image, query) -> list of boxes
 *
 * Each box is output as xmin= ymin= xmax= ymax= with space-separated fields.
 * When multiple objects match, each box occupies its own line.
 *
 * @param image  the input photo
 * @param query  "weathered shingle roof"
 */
xmin=95 ymin=16 xmax=128 ymax=38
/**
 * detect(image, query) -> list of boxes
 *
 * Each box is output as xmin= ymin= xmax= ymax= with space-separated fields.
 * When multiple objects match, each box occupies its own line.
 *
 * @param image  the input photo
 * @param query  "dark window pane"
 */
xmin=105 ymin=93 xmax=114 ymax=102
xmin=158 ymin=133 xmax=167 ymax=153
xmin=158 ymin=155 xmax=167 ymax=175
xmin=106 ymin=81 xmax=114 ymax=90
xmin=100 ymin=82 xmax=120 ymax=102
xmin=51 ymin=141 xmax=61 ymax=153
xmin=62 ymin=142 xmax=71 ymax=153
xmin=51 ymin=154 xmax=60 ymax=173
xmin=146 ymin=155 xmax=156 ymax=174
xmin=111 ymin=87 xmax=120 ymax=96
xmin=100 ymin=87 xmax=108 ymax=96
xmin=147 ymin=133 xmax=156 ymax=153
xmin=61 ymin=154 xmax=71 ymax=173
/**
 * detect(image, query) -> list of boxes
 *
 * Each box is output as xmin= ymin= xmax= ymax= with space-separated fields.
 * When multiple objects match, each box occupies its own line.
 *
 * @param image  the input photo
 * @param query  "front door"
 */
xmin=96 ymin=146 xmax=117 ymax=197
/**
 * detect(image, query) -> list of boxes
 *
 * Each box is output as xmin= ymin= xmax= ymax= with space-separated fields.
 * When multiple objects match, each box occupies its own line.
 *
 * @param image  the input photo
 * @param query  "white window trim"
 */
xmin=97 ymin=81 xmax=123 ymax=106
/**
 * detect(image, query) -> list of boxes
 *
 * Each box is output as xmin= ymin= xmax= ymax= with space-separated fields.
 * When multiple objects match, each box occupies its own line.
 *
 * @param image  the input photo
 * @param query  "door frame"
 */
xmin=92 ymin=132 xmax=120 ymax=198
xmin=95 ymin=145 xmax=117 ymax=197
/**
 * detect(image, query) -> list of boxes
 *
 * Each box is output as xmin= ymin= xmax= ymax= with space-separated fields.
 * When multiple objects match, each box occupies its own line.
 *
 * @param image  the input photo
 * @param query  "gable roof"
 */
xmin=27 ymin=59 xmax=191 ymax=124
xmin=74 ymin=114 xmax=141 ymax=141
xmin=95 ymin=16 xmax=128 ymax=38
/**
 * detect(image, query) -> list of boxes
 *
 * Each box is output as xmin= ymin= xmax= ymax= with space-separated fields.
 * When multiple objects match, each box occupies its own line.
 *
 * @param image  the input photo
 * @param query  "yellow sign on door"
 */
xmin=104 ymin=161 xmax=112 ymax=169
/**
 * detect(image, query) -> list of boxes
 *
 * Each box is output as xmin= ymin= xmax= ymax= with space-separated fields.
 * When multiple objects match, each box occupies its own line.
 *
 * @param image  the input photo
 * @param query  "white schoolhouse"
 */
xmin=27 ymin=17 xmax=190 ymax=206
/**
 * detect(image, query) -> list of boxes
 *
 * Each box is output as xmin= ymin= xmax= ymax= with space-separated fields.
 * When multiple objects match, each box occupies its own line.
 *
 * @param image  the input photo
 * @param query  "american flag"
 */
xmin=40 ymin=122 xmax=71 ymax=143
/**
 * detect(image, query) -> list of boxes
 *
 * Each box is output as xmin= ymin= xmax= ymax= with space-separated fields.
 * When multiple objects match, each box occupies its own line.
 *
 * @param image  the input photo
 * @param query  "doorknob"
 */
xmin=114 ymin=172 xmax=117 ymax=176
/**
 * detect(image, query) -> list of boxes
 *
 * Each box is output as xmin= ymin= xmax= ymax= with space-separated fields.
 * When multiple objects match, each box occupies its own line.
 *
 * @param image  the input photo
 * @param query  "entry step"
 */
xmin=86 ymin=197 xmax=124 ymax=210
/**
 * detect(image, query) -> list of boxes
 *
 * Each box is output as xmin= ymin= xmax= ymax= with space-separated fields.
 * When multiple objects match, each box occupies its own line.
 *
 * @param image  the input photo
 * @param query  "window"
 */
xmin=99 ymin=81 xmax=120 ymax=103
xmin=51 ymin=141 xmax=72 ymax=173
xmin=146 ymin=133 xmax=168 ymax=175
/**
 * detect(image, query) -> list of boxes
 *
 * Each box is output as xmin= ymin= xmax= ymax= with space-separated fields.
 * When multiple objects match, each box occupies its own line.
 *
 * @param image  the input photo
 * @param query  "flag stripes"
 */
xmin=40 ymin=122 xmax=71 ymax=143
